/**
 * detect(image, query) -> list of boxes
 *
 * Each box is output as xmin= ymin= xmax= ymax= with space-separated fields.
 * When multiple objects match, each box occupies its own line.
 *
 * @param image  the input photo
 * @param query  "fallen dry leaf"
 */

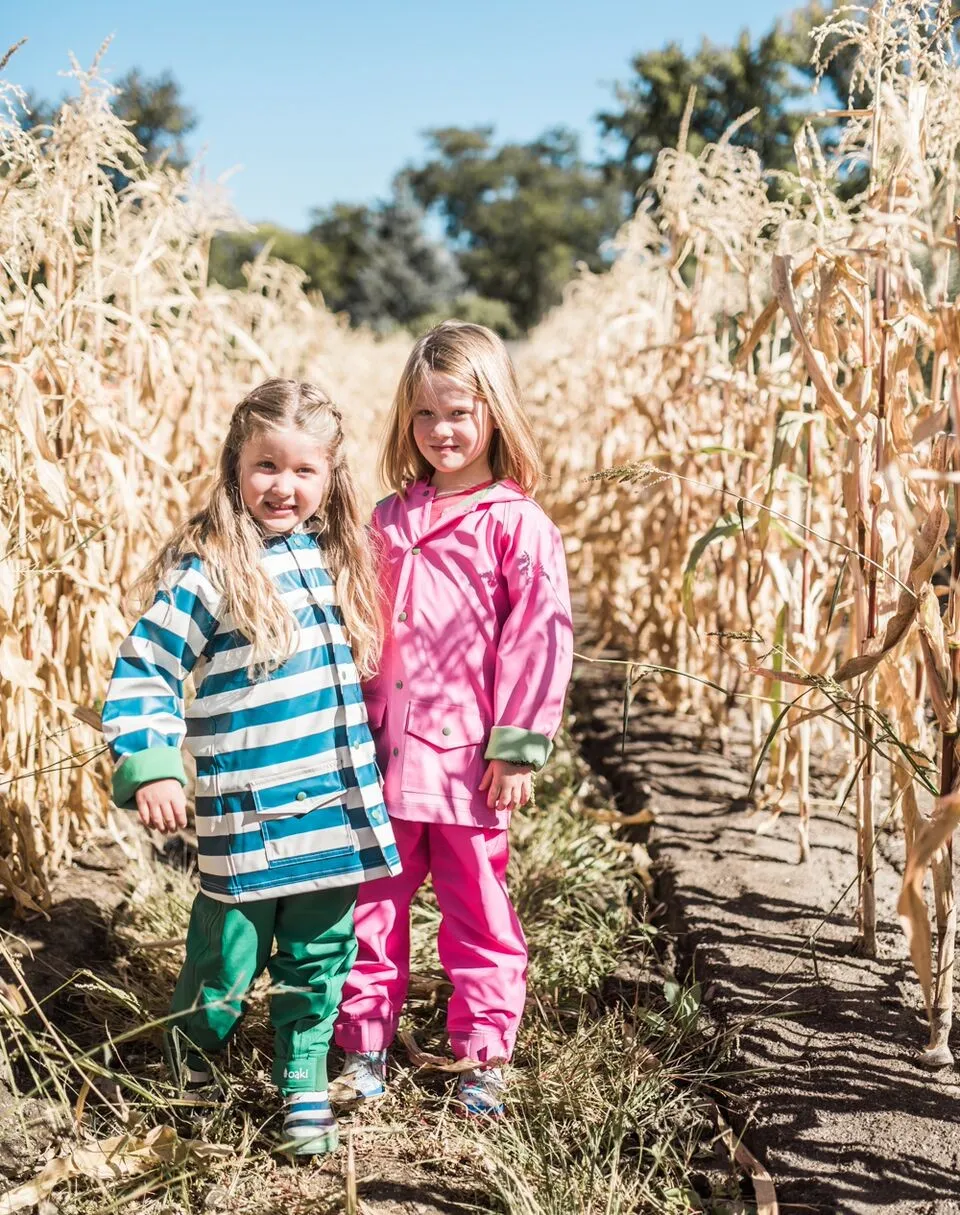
xmin=397 ymin=1029 xmax=505 ymax=1074
xmin=0 ymin=980 xmax=26 ymax=1017
xmin=0 ymin=1126 xmax=232 ymax=1214
xmin=584 ymin=807 xmax=655 ymax=826
xmin=715 ymin=1106 xmax=778 ymax=1215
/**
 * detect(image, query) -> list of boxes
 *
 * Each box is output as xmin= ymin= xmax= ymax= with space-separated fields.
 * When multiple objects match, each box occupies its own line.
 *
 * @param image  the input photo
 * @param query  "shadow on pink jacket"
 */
xmin=364 ymin=478 xmax=574 ymax=829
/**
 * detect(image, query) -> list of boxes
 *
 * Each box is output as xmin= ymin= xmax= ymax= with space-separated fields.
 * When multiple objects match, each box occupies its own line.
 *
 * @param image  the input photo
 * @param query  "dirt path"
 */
xmin=1 ymin=736 xmax=708 ymax=1214
xmin=570 ymin=647 xmax=960 ymax=1215
xmin=9 ymin=643 xmax=960 ymax=1211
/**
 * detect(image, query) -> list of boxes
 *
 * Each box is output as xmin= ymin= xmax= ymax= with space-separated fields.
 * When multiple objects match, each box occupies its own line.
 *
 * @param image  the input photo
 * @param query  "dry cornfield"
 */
xmin=5 ymin=1 xmax=960 ymax=1075
xmin=0 ymin=45 xmax=408 ymax=914
xmin=521 ymin=0 xmax=960 ymax=1061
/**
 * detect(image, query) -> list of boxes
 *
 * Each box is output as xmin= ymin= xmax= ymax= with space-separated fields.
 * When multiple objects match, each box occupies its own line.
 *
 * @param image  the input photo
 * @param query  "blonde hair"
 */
xmin=135 ymin=379 xmax=382 ymax=678
xmin=379 ymin=320 xmax=542 ymax=495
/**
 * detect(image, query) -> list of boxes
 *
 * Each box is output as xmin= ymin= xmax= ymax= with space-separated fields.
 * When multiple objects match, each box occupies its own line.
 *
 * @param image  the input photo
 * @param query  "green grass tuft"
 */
xmin=0 ymin=735 xmax=741 ymax=1214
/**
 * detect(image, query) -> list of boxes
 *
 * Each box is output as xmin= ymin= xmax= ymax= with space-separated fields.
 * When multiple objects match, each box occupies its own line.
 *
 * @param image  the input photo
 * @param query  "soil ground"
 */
xmin=8 ymin=640 xmax=960 ymax=1211
xmin=0 ymin=737 xmax=717 ymax=1214
xmin=0 ymin=842 xmax=487 ymax=1214
xmin=569 ymin=644 xmax=960 ymax=1215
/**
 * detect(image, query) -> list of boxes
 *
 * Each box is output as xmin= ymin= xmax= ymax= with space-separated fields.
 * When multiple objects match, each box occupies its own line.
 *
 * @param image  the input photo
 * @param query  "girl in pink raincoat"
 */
xmin=333 ymin=321 xmax=574 ymax=1116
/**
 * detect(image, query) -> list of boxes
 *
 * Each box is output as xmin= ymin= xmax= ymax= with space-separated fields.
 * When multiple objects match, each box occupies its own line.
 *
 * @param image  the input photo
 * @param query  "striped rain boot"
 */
xmin=281 ymin=1091 xmax=339 ymax=1156
xmin=183 ymin=1062 xmax=215 ymax=1092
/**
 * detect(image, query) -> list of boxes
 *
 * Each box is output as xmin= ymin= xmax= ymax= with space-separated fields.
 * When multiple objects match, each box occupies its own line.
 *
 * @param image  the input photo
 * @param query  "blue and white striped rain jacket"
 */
xmin=102 ymin=529 xmax=401 ymax=904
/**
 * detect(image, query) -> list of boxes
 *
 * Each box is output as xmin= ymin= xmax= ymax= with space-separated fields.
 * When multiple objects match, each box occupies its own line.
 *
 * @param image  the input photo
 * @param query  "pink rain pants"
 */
xmin=334 ymin=817 xmax=527 ymax=1061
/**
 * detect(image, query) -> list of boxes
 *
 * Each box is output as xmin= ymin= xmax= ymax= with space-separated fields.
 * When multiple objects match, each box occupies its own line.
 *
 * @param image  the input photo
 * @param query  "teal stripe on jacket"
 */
xmin=101 ymin=529 xmax=401 ymax=904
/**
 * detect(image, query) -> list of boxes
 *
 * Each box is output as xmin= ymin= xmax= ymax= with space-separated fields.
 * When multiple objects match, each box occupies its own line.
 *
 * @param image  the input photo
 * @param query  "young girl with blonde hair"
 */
xmin=101 ymin=378 xmax=400 ymax=1155
xmin=334 ymin=321 xmax=573 ymax=1116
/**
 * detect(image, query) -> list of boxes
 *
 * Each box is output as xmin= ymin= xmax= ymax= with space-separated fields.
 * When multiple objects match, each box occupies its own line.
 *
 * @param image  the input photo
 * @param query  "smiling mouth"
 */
xmin=264 ymin=503 xmax=295 ymax=512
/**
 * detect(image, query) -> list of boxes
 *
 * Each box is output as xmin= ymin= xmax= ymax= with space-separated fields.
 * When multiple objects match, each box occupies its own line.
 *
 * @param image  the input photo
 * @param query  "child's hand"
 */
xmin=135 ymin=779 xmax=188 ymax=834
xmin=479 ymin=760 xmax=533 ymax=812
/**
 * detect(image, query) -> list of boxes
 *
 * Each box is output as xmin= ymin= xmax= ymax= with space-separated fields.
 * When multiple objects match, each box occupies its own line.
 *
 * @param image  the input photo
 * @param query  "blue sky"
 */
xmin=11 ymin=0 xmax=795 ymax=230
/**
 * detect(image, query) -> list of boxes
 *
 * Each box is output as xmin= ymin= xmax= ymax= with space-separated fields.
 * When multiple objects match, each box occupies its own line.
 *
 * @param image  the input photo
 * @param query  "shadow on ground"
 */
xmin=570 ymin=644 xmax=960 ymax=1215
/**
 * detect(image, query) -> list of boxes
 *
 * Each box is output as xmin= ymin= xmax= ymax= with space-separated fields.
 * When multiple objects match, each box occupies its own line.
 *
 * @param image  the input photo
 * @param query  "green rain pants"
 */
xmin=166 ymin=885 xmax=358 ymax=1093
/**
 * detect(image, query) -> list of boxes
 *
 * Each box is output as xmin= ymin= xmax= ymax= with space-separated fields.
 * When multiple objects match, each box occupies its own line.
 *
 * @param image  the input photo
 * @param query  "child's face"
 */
xmin=411 ymin=372 xmax=495 ymax=481
xmin=238 ymin=427 xmax=332 ymax=533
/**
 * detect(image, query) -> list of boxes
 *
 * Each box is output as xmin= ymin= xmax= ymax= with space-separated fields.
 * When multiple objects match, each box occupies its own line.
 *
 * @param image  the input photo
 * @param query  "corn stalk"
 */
xmin=0 ymin=48 xmax=406 ymax=907
xmin=521 ymin=0 xmax=960 ymax=1044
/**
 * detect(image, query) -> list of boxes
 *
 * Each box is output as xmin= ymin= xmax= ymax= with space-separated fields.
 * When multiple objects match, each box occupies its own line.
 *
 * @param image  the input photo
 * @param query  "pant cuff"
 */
xmin=275 ymin=1054 xmax=328 ymax=1093
xmin=334 ymin=1018 xmax=397 ymax=1052
xmin=449 ymin=1032 xmax=514 ymax=1063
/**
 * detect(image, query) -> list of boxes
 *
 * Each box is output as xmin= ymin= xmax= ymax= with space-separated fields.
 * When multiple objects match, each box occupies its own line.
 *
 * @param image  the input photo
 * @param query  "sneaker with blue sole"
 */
xmin=330 ymin=1050 xmax=387 ymax=1104
xmin=455 ymin=1065 xmax=506 ymax=1117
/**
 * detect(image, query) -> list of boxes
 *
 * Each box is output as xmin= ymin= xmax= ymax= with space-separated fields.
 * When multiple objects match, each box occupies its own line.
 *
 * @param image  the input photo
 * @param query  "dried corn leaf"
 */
xmin=397 ymin=1029 xmax=505 ymax=1074
xmin=0 ymin=1126 xmax=232 ymax=1214
xmin=897 ymin=794 xmax=960 ymax=1018
xmin=73 ymin=705 xmax=103 ymax=731
xmin=0 ymin=859 xmax=49 ymax=918
xmin=715 ymin=1106 xmax=778 ymax=1215
xmin=734 ymin=257 xmax=814 ymax=368
xmin=749 ymin=666 xmax=820 ymax=688
xmin=772 ymin=254 xmax=857 ymax=430
xmin=834 ymin=494 xmax=948 ymax=683
xmin=917 ymin=582 xmax=956 ymax=732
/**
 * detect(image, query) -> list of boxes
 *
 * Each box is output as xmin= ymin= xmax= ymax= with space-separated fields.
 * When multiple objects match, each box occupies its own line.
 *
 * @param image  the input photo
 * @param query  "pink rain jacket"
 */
xmin=364 ymin=478 xmax=574 ymax=829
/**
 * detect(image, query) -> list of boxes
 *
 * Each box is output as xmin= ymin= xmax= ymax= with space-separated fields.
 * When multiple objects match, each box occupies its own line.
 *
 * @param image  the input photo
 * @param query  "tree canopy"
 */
xmin=110 ymin=68 xmax=198 ymax=169
xmin=210 ymin=190 xmax=465 ymax=333
xmin=596 ymin=2 xmax=861 ymax=197
xmin=38 ymin=2 xmax=911 ymax=334
xmin=401 ymin=126 xmax=622 ymax=332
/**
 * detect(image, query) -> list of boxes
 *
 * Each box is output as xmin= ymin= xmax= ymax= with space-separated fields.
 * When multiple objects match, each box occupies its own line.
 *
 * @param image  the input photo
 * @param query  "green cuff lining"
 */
xmin=113 ymin=747 xmax=186 ymax=810
xmin=484 ymin=726 xmax=553 ymax=771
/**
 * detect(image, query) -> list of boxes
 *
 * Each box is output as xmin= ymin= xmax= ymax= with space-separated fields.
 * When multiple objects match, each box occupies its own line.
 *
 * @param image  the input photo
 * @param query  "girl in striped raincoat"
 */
xmin=101 ymin=379 xmax=400 ymax=1156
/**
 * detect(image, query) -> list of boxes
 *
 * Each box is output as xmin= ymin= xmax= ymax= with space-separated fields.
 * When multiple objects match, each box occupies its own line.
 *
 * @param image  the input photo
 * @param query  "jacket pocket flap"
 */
xmin=406 ymin=701 xmax=486 ymax=749
xmin=260 ymin=803 xmax=354 ymax=864
xmin=248 ymin=758 xmax=345 ymax=817
xmin=364 ymin=694 xmax=387 ymax=730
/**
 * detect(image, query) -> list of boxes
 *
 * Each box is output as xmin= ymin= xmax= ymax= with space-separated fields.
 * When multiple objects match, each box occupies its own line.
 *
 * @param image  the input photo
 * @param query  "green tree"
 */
xmin=110 ymin=68 xmax=198 ymax=168
xmin=597 ymin=26 xmax=811 ymax=195
xmin=402 ymin=126 xmax=622 ymax=332
xmin=211 ymin=190 xmax=463 ymax=332
xmin=308 ymin=188 xmax=463 ymax=330
xmin=208 ymin=225 xmax=340 ymax=295
xmin=596 ymin=1 xmax=875 ymax=198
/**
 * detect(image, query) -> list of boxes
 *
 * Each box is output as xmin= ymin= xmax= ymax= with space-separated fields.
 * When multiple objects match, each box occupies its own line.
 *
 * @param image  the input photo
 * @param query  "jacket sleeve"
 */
xmin=101 ymin=558 xmax=222 ymax=809
xmin=484 ymin=503 xmax=574 ymax=770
